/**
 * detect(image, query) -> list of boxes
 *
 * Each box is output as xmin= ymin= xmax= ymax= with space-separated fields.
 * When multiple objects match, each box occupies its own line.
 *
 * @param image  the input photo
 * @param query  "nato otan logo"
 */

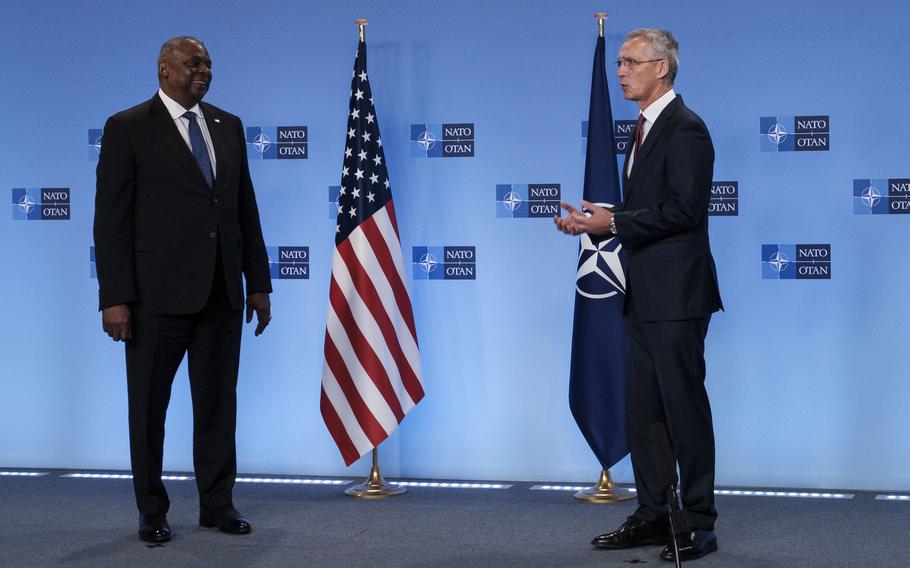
xmin=410 ymin=123 xmax=474 ymax=157
xmin=576 ymin=221 xmax=625 ymax=300
xmin=246 ymin=126 xmax=308 ymax=159
xmin=12 ymin=188 xmax=70 ymax=220
xmin=709 ymin=181 xmax=738 ymax=216
xmin=760 ymin=116 xmax=829 ymax=151
xmin=328 ymin=185 xmax=342 ymax=218
xmin=88 ymin=128 xmax=103 ymax=160
xmin=412 ymin=246 xmax=476 ymax=280
xmin=496 ymin=184 xmax=561 ymax=218
xmin=267 ymin=246 xmax=309 ymax=279
xmin=853 ymin=178 xmax=910 ymax=215
xmin=762 ymin=244 xmax=830 ymax=279
xmin=581 ymin=120 xmax=637 ymax=154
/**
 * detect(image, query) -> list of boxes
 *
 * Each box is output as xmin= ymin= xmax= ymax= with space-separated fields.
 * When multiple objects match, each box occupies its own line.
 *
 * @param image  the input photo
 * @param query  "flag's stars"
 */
xmin=354 ymin=89 xmax=364 ymax=101
xmin=354 ymin=168 xmax=364 ymax=180
xmin=342 ymin=166 xmax=349 ymax=178
xmin=376 ymin=137 xmax=382 ymax=147
xmin=350 ymin=108 xmax=360 ymax=120
xmin=358 ymin=149 xmax=368 ymax=162
xmin=372 ymin=155 xmax=382 ymax=166
xmin=365 ymin=113 xmax=374 ymax=124
xmin=359 ymin=71 xmax=368 ymax=82
xmin=361 ymin=132 xmax=372 ymax=142
xmin=348 ymin=206 xmax=357 ymax=217
xmin=383 ymin=179 xmax=390 ymax=189
xmin=366 ymin=192 xmax=375 ymax=203
xmin=352 ymin=188 xmax=361 ymax=198
xmin=340 ymin=185 xmax=347 ymax=195
xmin=369 ymin=173 xmax=379 ymax=184
xmin=347 ymin=128 xmax=355 ymax=139
xmin=337 ymin=203 xmax=344 ymax=213
xmin=344 ymin=147 xmax=353 ymax=158
xmin=337 ymin=224 xmax=341 ymax=232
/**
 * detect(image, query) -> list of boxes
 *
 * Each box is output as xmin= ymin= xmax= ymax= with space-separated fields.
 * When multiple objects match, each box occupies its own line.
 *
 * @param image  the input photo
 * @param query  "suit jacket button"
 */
xmin=212 ymin=197 xmax=219 ymax=204
xmin=209 ymin=232 xmax=216 ymax=239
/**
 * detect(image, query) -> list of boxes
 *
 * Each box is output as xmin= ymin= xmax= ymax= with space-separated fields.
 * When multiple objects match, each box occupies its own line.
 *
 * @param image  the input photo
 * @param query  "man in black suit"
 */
xmin=555 ymin=29 xmax=722 ymax=562
xmin=94 ymin=36 xmax=272 ymax=543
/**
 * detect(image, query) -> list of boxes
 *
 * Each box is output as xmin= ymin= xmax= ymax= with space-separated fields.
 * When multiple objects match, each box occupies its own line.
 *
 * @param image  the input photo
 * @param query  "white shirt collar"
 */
xmin=641 ymin=88 xmax=677 ymax=124
xmin=158 ymin=88 xmax=203 ymax=120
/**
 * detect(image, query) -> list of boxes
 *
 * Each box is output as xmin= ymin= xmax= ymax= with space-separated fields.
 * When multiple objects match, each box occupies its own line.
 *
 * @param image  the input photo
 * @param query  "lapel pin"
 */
xmin=214 ymin=118 xmax=221 ymax=123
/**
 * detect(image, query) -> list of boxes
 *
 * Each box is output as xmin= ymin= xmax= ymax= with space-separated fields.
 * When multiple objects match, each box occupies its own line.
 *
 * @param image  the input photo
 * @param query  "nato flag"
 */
xmin=568 ymin=35 xmax=630 ymax=470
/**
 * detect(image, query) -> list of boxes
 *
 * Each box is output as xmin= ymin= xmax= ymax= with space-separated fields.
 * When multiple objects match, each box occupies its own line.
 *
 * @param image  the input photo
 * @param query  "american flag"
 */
xmin=321 ymin=39 xmax=425 ymax=466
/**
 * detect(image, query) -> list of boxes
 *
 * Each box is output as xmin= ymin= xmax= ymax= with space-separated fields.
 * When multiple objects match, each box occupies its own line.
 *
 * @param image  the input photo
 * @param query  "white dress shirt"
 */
xmin=626 ymin=88 xmax=676 ymax=174
xmin=157 ymin=88 xmax=217 ymax=178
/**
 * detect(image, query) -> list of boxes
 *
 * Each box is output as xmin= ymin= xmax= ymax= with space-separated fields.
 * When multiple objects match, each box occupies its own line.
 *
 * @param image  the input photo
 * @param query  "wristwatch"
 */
xmin=608 ymin=217 xmax=617 ymax=235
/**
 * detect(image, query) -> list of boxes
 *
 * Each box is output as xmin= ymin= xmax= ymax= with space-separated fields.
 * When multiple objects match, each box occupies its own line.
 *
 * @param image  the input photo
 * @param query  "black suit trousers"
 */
xmin=124 ymin=250 xmax=242 ymax=515
xmin=627 ymin=315 xmax=717 ymax=531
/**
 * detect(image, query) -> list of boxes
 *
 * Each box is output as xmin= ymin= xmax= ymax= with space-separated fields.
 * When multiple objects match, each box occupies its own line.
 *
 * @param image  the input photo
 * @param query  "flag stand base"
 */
xmin=574 ymin=469 xmax=635 ymax=503
xmin=345 ymin=449 xmax=406 ymax=499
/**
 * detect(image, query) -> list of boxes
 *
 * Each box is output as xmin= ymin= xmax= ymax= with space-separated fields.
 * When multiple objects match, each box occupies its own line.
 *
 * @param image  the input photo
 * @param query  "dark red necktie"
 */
xmin=634 ymin=113 xmax=645 ymax=155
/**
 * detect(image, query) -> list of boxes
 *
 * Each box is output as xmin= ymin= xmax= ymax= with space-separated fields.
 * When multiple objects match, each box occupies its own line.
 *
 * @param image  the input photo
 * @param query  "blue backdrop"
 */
xmin=2 ymin=0 xmax=908 ymax=491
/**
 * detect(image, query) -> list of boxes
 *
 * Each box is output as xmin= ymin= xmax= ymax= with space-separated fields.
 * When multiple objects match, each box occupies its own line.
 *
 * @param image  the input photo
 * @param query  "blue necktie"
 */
xmin=183 ymin=111 xmax=214 ymax=188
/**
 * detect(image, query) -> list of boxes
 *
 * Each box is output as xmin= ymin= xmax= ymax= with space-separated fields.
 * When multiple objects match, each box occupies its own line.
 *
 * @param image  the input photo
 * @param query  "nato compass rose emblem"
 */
xmin=252 ymin=132 xmax=271 ymax=156
xmin=502 ymin=190 xmax=522 ymax=213
xmin=766 ymin=121 xmax=788 ymax=146
xmin=575 ymin=202 xmax=626 ymax=299
xmin=418 ymin=252 xmax=439 ymax=274
xmin=860 ymin=184 xmax=882 ymax=209
xmin=416 ymin=129 xmax=437 ymax=152
xmin=18 ymin=194 xmax=36 ymax=215
xmin=768 ymin=250 xmax=789 ymax=273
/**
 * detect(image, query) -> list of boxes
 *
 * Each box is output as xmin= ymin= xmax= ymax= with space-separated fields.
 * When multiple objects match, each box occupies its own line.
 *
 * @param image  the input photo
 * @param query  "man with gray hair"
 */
xmin=555 ymin=28 xmax=722 ymax=562
xmin=94 ymin=36 xmax=272 ymax=543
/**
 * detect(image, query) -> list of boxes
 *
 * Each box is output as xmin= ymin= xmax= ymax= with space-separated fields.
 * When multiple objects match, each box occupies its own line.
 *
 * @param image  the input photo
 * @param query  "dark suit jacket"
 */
xmin=94 ymin=94 xmax=271 ymax=314
xmin=612 ymin=95 xmax=723 ymax=322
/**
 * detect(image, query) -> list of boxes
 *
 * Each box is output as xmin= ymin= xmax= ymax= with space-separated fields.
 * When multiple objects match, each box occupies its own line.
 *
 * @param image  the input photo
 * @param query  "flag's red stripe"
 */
xmin=358 ymin=212 xmax=418 ymax=343
xmin=337 ymin=241 xmax=425 ymax=405
xmin=329 ymin=277 xmax=406 ymax=423
xmin=386 ymin=200 xmax=402 ymax=240
xmin=320 ymin=388 xmax=362 ymax=466
xmin=323 ymin=329 xmax=389 ymax=446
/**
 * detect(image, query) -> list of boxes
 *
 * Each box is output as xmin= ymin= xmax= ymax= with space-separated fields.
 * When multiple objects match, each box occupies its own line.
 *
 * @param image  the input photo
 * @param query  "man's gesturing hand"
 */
xmin=553 ymin=200 xmax=613 ymax=236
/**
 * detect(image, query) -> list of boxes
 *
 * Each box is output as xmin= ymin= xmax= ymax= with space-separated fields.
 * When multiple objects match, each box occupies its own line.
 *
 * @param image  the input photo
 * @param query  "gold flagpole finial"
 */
xmin=594 ymin=12 xmax=608 ymax=38
xmin=356 ymin=19 xmax=368 ymax=42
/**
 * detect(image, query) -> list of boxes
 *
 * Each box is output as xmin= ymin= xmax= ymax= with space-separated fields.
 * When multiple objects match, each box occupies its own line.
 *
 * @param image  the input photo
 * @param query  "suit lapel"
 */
xmin=626 ymin=96 xmax=682 ymax=197
xmin=149 ymin=94 xmax=212 ymax=193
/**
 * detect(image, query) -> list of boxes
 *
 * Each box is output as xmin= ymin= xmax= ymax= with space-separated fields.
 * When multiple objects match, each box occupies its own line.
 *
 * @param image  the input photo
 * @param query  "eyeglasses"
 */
xmin=615 ymin=58 xmax=664 ymax=69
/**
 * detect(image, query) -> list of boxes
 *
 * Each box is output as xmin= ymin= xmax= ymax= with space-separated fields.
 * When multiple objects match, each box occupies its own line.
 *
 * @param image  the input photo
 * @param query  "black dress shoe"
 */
xmin=138 ymin=513 xmax=171 ymax=543
xmin=661 ymin=529 xmax=718 ymax=562
xmin=199 ymin=507 xmax=252 ymax=534
xmin=592 ymin=516 xmax=670 ymax=549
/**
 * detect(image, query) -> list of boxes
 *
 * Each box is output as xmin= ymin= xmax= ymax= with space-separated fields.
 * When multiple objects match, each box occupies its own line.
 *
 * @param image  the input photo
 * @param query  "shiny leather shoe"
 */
xmin=592 ymin=516 xmax=670 ymax=549
xmin=660 ymin=529 xmax=718 ymax=562
xmin=199 ymin=507 xmax=252 ymax=534
xmin=138 ymin=513 xmax=171 ymax=543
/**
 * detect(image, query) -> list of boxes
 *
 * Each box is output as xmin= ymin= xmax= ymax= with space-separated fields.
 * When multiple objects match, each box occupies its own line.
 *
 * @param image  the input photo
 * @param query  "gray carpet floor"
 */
xmin=0 ymin=471 xmax=908 ymax=568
